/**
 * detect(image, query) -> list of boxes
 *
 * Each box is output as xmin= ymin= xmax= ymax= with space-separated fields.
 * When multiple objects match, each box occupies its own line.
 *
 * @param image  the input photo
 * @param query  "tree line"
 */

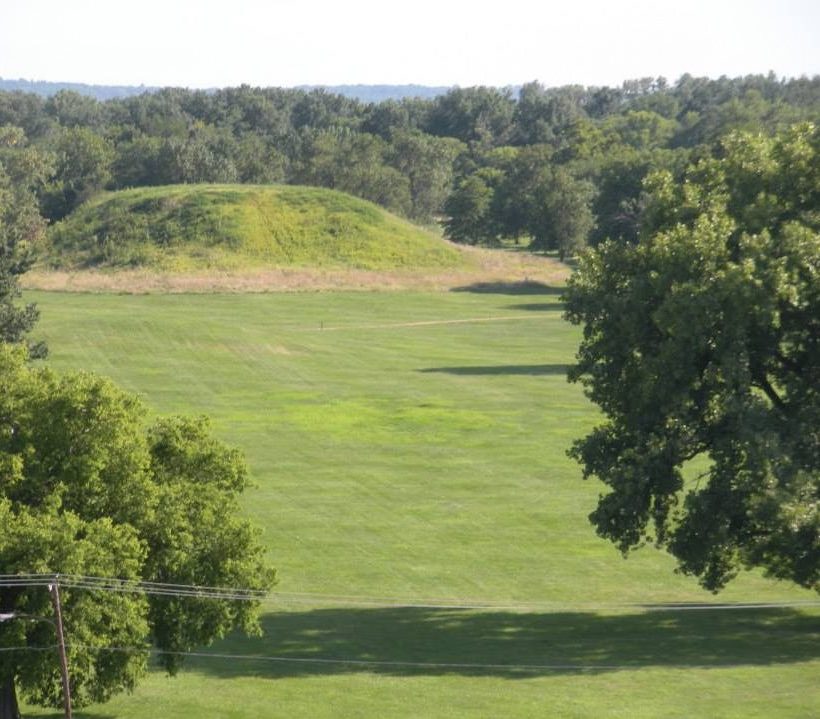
xmin=0 ymin=73 xmax=818 ymax=257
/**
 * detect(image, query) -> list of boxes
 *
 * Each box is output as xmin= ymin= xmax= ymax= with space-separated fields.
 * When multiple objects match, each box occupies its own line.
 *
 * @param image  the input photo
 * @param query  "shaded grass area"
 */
xmin=506 ymin=302 xmax=566 ymax=312
xmin=450 ymin=280 xmax=564 ymax=295
xmin=23 ymin=286 xmax=819 ymax=718
xmin=196 ymin=606 xmax=820 ymax=679
xmin=26 ymin=607 xmax=820 ymax=719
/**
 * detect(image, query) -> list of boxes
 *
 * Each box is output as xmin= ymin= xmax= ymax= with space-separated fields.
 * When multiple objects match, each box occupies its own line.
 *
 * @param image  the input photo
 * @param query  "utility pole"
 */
xmin=48 ymin=580 xmax=72 ymax=719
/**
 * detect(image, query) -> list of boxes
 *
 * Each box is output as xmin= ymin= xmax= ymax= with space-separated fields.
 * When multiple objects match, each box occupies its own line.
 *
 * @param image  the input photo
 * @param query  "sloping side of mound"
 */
xmin=45 ymin=184 xmax=465 ymax=271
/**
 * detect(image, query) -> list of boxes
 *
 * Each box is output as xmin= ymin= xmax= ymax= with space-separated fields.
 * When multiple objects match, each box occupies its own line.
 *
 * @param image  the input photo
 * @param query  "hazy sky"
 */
xmin=2 ymin=0 xmax=818 ymax=89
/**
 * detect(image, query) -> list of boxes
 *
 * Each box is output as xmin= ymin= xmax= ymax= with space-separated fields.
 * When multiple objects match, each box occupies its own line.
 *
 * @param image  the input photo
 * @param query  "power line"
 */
xmin=262 ymin=592 xmax=820 ymax=612
xmin=0 ymin=574 xmax=265 ymax=601
xmin=2 ymin=574 xmax=818 ymax=612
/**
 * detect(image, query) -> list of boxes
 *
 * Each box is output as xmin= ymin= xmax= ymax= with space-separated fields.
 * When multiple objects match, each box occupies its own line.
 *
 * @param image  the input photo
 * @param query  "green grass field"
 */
xmin=23 ymin=286 xmax=819 ymax=718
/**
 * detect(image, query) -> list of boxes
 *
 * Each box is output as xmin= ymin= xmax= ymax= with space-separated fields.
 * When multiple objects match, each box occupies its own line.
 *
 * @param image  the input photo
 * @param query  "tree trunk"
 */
xmin=0 ymin=676 xmax=21 ymax=719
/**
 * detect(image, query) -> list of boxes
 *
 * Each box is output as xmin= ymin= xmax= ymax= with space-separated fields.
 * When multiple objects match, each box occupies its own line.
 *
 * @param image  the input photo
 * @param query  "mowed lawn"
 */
xmin=24 ymin=287 xmax=819 ymax=718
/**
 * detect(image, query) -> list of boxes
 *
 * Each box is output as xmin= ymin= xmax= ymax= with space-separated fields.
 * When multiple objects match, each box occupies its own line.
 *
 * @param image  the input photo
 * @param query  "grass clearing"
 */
xmin=22 ymin=287 xmax=819 ymax=718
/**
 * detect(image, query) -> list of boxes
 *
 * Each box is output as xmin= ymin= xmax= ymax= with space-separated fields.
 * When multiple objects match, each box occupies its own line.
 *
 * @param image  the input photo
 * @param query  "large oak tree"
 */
xmin=564 ymin=124 xmax=819 ymax=592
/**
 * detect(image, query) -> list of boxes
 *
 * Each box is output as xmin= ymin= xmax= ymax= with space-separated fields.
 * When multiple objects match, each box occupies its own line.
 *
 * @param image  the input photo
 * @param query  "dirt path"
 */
xmin=306 ymin=314 xmax=559 ymax=332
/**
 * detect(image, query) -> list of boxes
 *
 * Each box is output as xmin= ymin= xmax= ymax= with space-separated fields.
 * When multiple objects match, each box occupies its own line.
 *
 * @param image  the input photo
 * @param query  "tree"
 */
xmin=586 ymin=146 xmax=688 ymax=246
xmin=43 ymin=90 xmax=102 ymax=128
xmin=234 ymin=134 xmax=287 ymax=184
xmin=0 ymin=126 xmax=51 ymax=357
xmin=601 ymin=110 xmax=677 ymax=151
xmin=293 ymin=130 xmax=411 ymax=216
xmin=531 ymin=167 xmax=596 ymax=260
xmin=504 ymin=161 xmax=595 ymax=260
xmin=491 ymin=144 xmax=552 ymax=242
xmin=512 ymin=82 xmax=587 ymax=146
xmin=564 ymin=124 xmax=820 ymax=592
xmin=388 ymin=131 xmax=464 ymax=223
xmin=425 ymin=87 xmax=515 ymax=148
xmin=41 ymin=126 xmax=114 ymax=221
xmin=442 ymin=172 xmax=497 ymax=245
xmin=153 ymin=124 xmax=239 ymax=186
xmin=0 ymin=345 xmax=275 ymax=716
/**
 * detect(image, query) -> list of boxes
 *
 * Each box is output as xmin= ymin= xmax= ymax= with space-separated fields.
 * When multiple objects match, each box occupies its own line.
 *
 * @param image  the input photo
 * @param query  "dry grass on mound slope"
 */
xmin=22 ymin=246 xmax=570 ymax=294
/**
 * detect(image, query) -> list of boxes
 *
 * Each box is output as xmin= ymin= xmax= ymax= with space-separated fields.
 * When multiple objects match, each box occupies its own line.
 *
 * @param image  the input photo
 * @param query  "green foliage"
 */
xmin=387 ymin=130 xmax=465 ymax=223
xmin=153 ymin=125 xmax=239 ymax=186
xmin=292 ymin=130 xmax=411 ymax=216
xmin=602 ymin=110 xmax=678 ymax=150
xmin=512 ymin=82 xmax=587 ymax=146
xmin=526 ymin=167 xmax=596 ymax=259
xmin=490 ymin=144 xmax=553 ymax=241
xmin=586 ymin=146 xmax=689 ymax=245
xmin=425 ymin=86 xmax=515 ymax=148
xmin=45 ymin=184 xmax=463 ymax=271
xmin=41 ymin=126 xmax=113 ymax=221
xmin=445 ymin=145 xmax=596 ymax=258
xmin=442 ymin=173 xmax=496 ymax=245
xmin=493 ymin=146 xmax=596 ymax=257
xmin=0 ymin=125 xmax=51 ymax=356
xmin=44 ymin=90 xmax=103 ymax=128
xmin=0 ymin=344 xmax=274 ymax=710
xmin=565 ymin=124 xmax=820 ymax=592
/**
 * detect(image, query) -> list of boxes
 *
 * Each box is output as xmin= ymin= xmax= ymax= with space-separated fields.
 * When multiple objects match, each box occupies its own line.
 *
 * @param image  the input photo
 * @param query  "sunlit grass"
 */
xmin=23 ymin=287 xmax=819 ymax=718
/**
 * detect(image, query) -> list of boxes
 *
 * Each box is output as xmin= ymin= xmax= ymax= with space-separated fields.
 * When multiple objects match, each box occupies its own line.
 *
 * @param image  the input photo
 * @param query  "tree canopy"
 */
xmin=0 ymin=126 xmax=50 ymax=358
xmin=564 ymin=123 xmax=819 ymax=592
xmin=0 ymin=345 xmax=274 ymax=715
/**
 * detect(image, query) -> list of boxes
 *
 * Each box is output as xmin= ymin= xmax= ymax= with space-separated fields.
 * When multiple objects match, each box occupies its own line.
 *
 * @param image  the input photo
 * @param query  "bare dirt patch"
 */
xmin=22 ymin=246 xmax=570 ymax=294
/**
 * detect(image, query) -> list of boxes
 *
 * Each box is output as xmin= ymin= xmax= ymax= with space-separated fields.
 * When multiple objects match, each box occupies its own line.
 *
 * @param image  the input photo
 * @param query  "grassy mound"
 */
xmin=46 ymin=184 xmax=464 ymax=271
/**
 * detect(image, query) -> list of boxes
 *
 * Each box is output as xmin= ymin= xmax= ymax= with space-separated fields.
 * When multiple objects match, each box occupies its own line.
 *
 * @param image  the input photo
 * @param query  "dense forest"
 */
xmin=1 ymin=73 xmax=818 ymax=258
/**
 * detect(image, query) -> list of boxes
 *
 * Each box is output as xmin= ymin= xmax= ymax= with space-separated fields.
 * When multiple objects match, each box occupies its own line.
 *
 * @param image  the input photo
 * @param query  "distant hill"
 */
xmin=45 ymin=184 xmax=465 ymax=272
xmin=296 ymin=84 xmax=452 ymax=102
xmin=0 ymin=78 xmax=452 ymax=102
xmin=0 ymin=77 xmax=161 ymax=100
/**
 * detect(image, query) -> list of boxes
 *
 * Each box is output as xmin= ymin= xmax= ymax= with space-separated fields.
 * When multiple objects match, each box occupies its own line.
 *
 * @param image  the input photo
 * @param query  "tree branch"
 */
xmin=752 ymin=373 xmax=787 ymax=413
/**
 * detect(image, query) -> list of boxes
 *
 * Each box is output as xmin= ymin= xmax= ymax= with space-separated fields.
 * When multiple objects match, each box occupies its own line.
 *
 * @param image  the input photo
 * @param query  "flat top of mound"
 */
xmin=45 ymin=184 xmax=465 ymax=272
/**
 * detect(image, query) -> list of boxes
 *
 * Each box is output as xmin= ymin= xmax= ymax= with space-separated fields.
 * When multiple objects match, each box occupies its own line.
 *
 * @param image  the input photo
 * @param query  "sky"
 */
xmin=1 ymin=0 xmax=818 ymax=89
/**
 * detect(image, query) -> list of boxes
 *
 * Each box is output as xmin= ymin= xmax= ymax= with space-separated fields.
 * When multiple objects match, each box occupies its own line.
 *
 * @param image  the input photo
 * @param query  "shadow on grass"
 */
xmin=190 ymin=607 xmax=820 ymax=680
xmin=419 ymin=364 xmax=569 ymax=376
xmin=450 ymin=281 xmax=564 ymax=296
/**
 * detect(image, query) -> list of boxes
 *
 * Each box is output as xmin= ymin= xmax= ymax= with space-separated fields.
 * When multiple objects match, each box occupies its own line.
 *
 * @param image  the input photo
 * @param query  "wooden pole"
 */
xmin=48 ymin=581 xmax=72 ymax=719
